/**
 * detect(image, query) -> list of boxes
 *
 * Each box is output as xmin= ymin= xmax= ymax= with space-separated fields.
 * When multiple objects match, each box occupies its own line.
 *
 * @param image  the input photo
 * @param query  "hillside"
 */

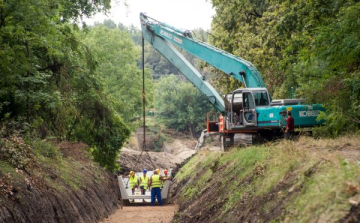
xmin=0 ymin=128 xmax=198 ymax=223
xmin=0 ymin=137 xmax=120 ymax=223
xmin=171 ymin=135 xmax=360 ymax=222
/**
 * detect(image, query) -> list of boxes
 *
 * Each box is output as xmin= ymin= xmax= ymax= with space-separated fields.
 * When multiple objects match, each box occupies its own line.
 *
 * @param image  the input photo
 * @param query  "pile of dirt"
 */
xmin=118 ymin=147 xmax=183 ymax=175
xmin=0 ymin=139 xmax=120 ymax=223
xmin=57 ymin=141 xmax=90 ymax=162
xmin=118 ymin=128 xmax=197 ymax=175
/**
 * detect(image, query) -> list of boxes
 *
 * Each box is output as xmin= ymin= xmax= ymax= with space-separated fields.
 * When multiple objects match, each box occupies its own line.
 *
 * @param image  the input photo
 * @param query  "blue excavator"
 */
xmin=140 ymin=13 xmax=325 ymax=148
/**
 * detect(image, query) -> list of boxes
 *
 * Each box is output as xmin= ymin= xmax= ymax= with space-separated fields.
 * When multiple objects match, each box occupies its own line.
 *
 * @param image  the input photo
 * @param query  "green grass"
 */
xmin=219 ymin=146 xmax=269 ymax=214
xmin=287 ymin=159 xmax=360 ymax=222
xmin=182 ymin=169 xmax=213 ymax=199
xmin=175 ymin=151 xmax=221 ymax=182
xmin=31 ymin=153 xmax=83 ymax=191
xmin=0 ymin=138 xmax=91 ymax=192
xmin=177 ymin=152 xmax=221 ymax=200
xmin=0 ymin=161 xmax=16 ymax=174
xmin=30 ymin=139 xmax=62 ymax=159
xmin=175 ymin=136 xmax=360 ymax=222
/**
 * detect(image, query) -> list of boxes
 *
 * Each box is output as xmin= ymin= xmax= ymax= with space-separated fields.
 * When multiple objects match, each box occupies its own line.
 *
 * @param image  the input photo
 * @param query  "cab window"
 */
xmin=253 ymin=91 xmax=269 ymax=106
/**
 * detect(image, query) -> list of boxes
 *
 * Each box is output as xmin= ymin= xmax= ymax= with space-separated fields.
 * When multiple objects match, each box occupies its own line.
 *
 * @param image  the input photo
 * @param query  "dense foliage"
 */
xmin=210 ymin=0 xmax=360 ymax=136
xmin=82 ymin=21 xmax=153 ymax=129
xmin=122 ymin=25 xmax=215 ymax=136
xmin=123 ymin=26 xmax=210 ymax=80
xmin=154 ymin=75 xmax=214 ymax=137
xmin=0 ymin=0 xmax=135 ymax=171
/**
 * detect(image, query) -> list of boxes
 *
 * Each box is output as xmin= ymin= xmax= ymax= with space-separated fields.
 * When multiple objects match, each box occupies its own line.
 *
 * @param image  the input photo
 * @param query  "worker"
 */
xmin=161 ymin=169 xmax=171 ymax=190
xmin=128 ymin=171 xmax=139 ymax=195
xmin=285 ymin=110 xmax=295 ymax=139
xmin=149 ymin=169 xmax=163 ymax=206
xmin=140 ymin=169 xmax=149 ymax=195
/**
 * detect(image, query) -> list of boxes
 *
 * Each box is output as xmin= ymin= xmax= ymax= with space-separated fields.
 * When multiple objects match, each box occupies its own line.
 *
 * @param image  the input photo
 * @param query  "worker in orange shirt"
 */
xmin=161 ymin=169 xmax=171 ymax=190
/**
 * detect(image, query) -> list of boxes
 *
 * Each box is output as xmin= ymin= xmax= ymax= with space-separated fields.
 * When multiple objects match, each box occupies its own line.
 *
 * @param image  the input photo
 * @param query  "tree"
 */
xmin=154 ymin=75 xmax=214 ymax=137
xmin=82 ymin=23 xmax=154 ymax=129
xmin=210 ymin=0 xmax=360 ymax=136
xmin=0 ymin=0 xmax=130 ymax=171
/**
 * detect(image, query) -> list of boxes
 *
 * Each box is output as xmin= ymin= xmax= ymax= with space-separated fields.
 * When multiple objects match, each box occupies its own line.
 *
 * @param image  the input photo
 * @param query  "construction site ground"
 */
xmin=100 ymin=204 xmax=178 ymax=223
xmin=103 ymin=128 xmax=360 ymax=223
xmin=2 ymin=128 xmax=358 ymax=223
xmin=100 ymin=129 xmax=199 ymax=223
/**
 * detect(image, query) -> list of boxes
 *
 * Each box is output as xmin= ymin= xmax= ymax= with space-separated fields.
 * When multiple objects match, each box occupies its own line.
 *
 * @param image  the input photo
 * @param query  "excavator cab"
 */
xmin=225 ymin=88 xmax=270 ymax=129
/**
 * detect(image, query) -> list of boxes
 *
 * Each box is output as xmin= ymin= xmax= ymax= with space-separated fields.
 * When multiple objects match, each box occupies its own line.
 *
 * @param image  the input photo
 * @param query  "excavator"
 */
xmin=140 ymin=13 xmax=325 ymax=149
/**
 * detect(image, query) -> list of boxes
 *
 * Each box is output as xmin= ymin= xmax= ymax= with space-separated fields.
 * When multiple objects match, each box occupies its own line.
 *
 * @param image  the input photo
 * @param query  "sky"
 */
xmin=83 ymin=0 xmax=215 ymax=30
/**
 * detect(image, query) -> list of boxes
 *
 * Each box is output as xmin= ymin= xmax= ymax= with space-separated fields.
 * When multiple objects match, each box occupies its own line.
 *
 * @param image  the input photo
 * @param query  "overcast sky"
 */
xmin=83 ymin=0 xmax=215 ymax=30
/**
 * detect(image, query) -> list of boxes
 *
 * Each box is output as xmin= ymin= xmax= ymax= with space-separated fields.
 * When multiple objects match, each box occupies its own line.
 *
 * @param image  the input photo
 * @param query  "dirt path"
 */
xmin=100 ymin=204 xmax=178 ymax=223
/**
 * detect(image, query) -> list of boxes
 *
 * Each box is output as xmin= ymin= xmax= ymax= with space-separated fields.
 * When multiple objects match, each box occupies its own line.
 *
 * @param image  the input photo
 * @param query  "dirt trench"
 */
xmin=101 ymin=131 xmax=198 ymax=223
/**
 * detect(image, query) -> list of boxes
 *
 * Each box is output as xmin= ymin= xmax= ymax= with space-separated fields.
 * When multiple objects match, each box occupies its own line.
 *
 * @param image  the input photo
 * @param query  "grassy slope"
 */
xmin=0 ymin=136 xmax=119 ymax=223
xmin=173 ymin=135 xmax=360 ymax=223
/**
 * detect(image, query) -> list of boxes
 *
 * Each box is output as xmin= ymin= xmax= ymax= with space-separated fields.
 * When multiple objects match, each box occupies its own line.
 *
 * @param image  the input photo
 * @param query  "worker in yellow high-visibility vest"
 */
xmin=149 ymin=169 xmax=163 ymax=206
xmin=140 ymin=169 xmax=149 ymax=195
xmin=128 ymin=171 xmax=139 ymax=195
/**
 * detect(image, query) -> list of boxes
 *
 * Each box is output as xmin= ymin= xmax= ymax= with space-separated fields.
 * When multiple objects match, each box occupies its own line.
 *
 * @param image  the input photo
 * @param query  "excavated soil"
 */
xmin=118 ymin=129 xmax=197 ymax=174
xmin=118 ymin=147 xmax=184 ymax=174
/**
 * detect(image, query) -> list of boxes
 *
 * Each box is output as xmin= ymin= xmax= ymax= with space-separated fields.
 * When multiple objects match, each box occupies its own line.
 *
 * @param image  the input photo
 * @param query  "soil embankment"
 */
xmin=171 ymin=135 xmax=360 ymax=223
xmin=0 ymin=139 xmax=120 ymax=223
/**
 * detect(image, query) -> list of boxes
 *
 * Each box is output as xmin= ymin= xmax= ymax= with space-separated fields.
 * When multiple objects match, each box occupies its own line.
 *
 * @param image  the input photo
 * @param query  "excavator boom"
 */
xmin=140 ymin=13 xmax=266 ymax=89
xmin=141 ymin=13 xmax=225 ymax=111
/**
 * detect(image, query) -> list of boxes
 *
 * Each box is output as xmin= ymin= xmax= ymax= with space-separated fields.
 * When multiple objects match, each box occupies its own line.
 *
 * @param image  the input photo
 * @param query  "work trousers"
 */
xmin=285 ymin=131 xmax=294 ymax=140
xmin=151 ymin=187 xmax=163 ymax=206
xmin=140 ymin=186 xmax=147 ymax=195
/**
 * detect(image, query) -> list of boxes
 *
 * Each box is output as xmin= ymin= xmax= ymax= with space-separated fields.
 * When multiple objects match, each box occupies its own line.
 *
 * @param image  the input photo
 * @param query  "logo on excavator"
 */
xmin=160 ymin=30 xmax=183 ymax=44
xmin=160 ymin=30 xmax=172 ymax=39
xmin=299 ymin=110 xmax=320 ymax=117
xmin=173 ymin=37 xmax=182 ymax=44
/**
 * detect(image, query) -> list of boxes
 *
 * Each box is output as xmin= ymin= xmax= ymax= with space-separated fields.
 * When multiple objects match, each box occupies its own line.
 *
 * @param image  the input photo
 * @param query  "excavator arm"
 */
xmin=140 ymin=13 xmax=266 ymax=89
xmin=140 ymin=13 xmax=225 ymax=112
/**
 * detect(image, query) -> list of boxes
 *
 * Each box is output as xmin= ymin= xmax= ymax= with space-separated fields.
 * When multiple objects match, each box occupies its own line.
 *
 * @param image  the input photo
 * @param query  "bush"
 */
xmin=29 ymin=139 xmax=62 ymax=159
xmin=0 ymin=135 xmax=34 ymax=170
